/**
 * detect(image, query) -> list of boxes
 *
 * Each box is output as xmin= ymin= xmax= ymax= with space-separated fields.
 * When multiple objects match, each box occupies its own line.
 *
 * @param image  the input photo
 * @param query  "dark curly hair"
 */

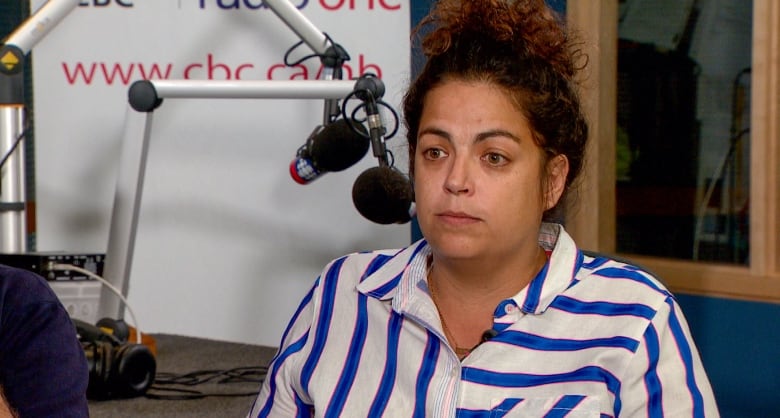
xmin=403 ymin=0 xmax=588 ymax=221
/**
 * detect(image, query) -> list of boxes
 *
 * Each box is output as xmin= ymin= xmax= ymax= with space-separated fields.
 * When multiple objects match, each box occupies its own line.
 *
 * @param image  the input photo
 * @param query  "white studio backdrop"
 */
xmin=31 ymin=0 xmax=411 ymax=346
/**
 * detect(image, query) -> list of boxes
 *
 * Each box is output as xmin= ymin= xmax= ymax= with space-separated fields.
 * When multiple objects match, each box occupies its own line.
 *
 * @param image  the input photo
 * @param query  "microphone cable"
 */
xmin=339 ymin=73 xmax=401 ymax=166
xmin=145 ymin=365 xmax=268 ymax=400
xmin=0 ymin=119 xmax=31 ymax=170
xmin=282 ymin=32 xmax=350 ymax=69
xmin=46 ymin=263 xmax=144 ymax=345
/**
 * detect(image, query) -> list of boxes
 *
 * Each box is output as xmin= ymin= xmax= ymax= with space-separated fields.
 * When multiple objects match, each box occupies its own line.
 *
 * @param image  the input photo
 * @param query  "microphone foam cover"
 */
xmin=311 ymin=119 xmax=369 ymax=172
xmin=352 ymin=166 xmax=414 ymax=224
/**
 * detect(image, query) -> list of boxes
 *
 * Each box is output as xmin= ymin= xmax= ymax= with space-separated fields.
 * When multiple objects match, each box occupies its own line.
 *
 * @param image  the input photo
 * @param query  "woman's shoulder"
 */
xmin=329 ymin=240 xmax=427 ymax=269
xmin=318 ymin=240 xmax=428 ymax=288
xmin=575 ymin=250 xmax=673 ymax=304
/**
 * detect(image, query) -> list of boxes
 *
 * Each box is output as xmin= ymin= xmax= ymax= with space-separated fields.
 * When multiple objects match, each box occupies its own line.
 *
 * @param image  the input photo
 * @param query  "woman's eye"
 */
xmin=484 ymin=152 xmax=508 ymax=165
xmin=424 ymin=148 xmax=446 ymax=159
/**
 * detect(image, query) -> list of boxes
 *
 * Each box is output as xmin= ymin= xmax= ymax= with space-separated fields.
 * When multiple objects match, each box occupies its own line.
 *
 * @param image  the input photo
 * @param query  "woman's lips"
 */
xmin=436 ymin=211 xmax=481 ymax=225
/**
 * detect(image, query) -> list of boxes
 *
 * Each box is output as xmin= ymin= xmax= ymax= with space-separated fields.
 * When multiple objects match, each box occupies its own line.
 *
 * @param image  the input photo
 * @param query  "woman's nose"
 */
xmin=444 ymin=156 xmax=472 ymax=195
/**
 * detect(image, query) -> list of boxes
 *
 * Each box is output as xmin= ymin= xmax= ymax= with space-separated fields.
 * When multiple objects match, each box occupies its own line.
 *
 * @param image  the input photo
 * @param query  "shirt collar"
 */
xmin=511 ymin=223 xmax=581 ymax=315
xmin=356 ymin=239 xmax=429 ymax=302
xmin=356 ymin=223 xmax=581 ymax=315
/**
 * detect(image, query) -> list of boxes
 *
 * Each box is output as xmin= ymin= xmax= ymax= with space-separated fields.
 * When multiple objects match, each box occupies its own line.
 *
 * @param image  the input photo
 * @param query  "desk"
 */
xmin=88 ymin=334 xmax=277 ymax=417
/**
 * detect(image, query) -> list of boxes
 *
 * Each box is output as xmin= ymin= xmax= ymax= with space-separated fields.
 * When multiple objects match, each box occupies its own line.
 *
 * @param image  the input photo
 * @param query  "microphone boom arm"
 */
xmin=2 ymin=0 xmax=81 ymax=55
xmin=99 ymin=79 xmax=360 ymax=321
xmin=264 ymin=0 xmax=349 ymax=126
xmin=264 ymin=0 xmax=330 ymax=57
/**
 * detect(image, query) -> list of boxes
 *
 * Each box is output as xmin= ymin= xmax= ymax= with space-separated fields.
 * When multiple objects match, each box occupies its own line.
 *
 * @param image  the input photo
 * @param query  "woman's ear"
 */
xmin=545 ymin=154 xmax=569 ymax=210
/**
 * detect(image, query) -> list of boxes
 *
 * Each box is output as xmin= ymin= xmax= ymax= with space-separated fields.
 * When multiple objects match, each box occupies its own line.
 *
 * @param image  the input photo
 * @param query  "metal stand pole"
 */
xmin=0 ymin=0 xmax=81 ymax=252
xmin=0 ymin=73 xmax=27 ymax=252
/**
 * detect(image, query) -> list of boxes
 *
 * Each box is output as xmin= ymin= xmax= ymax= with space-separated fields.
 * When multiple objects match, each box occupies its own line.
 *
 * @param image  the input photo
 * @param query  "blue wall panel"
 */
xmin=677 ymin=294 xmax=780 ymax=417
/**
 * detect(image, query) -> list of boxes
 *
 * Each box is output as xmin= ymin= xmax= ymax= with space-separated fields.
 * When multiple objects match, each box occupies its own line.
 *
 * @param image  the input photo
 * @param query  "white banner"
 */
xmin=31 ymin=0 xmax=411 ymax=345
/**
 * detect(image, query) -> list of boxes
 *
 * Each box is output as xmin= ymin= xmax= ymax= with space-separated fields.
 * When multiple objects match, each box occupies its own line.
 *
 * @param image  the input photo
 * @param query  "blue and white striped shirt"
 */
xmin=249 ymin=223 xmax=719 ymax=417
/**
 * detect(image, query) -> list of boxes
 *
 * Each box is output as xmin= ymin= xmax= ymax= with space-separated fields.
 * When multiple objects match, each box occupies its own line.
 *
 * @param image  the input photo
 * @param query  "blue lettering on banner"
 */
xmin=79 ymin=0 xmax=133 ymax=6
xmin=198 ymin=0 xmax=309 ymax=10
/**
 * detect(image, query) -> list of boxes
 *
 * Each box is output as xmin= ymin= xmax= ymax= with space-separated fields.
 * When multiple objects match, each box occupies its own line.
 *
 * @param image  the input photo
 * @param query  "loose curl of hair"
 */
xmin=403 ymin=0 xmax=588 ymax=221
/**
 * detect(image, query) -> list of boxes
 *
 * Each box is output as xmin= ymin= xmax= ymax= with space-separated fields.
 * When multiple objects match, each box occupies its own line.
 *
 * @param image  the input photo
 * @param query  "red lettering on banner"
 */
xmin=319 ymin=0 xmax=400 ymax=10
xmin=205 ymin=54 xmax=231 ymax=79
xmin=235 ymin=63 xmax=255 ymax=79
xmin=182 ymin=54 xmax=254 ymax=80
xmin=100 ymin=63 xmax=136 ymax=85
xmin=358 ymin=55 xmax=382 ymax=78
xmin=270 ymin=55 xmax=382 ymax=80
xmin=183 ymin=63 xmax=203 ymax=79
xmin=314 ymin=65 xmax=353 ymax=80
xmin=59 ymin=54 xmax=380 ymax=85
xmin=267 ymin=63 xmax=310 ymax=80
xmin=62 ymin=62 xmax=173 ymax=85
xmin=62 ymin=62 xmax=98 ymax=85
xmin=137 ymin=63 xmax=174 ymax=80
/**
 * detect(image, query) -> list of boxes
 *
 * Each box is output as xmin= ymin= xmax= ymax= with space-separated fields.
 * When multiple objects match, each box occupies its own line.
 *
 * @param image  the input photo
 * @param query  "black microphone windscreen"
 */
xmin=311 ymin=119 xmax=369 ymax=172
xmin=352 ymin=166 xmax=414 ymax=224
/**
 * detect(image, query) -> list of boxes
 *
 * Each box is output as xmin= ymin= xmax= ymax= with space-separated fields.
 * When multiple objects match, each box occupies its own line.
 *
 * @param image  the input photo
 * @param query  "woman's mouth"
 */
xmin=437 ymin=211 xmax=481 ymax=225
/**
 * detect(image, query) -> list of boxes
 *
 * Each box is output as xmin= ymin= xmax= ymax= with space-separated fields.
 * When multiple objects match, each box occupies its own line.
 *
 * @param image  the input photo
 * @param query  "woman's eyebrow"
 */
xmin=418 ymin=126 xmax=451 ymax=140
xmin=475 ymin=129 xmax=522 ymax=143
xmin=418 ymin=127 xmax=522 ymax=143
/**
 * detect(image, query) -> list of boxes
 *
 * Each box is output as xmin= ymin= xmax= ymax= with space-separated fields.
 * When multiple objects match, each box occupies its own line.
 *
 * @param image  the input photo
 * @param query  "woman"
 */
xmin=249 ymin=0 xmax=719 ymax=416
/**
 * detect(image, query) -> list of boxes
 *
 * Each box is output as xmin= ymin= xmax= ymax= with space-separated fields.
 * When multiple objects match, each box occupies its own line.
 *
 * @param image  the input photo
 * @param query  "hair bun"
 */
xmin=417 ymin=0 xmax=576 ymax=78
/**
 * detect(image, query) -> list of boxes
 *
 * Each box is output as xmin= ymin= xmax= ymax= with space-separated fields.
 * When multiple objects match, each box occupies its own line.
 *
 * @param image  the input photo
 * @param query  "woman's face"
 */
xmin=413 ymin=80 xmax=567 ymax=262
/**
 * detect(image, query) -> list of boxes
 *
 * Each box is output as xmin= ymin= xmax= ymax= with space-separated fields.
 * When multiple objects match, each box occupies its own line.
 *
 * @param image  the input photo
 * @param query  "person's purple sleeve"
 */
xmin=0 ymin=265 xmax=89 ymax=417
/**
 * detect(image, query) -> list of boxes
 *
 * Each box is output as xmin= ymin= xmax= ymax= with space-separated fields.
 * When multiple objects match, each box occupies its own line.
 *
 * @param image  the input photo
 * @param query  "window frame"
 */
xmin=566 ymin=0 xmax=780 ymax=303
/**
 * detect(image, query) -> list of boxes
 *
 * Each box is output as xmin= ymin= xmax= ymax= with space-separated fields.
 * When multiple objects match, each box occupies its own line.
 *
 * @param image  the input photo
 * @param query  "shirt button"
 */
xmin=504 ymin=304 xmax=516 ymax=314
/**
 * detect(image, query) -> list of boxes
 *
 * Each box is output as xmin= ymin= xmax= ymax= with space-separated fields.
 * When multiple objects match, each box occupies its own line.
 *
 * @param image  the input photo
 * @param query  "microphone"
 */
xmin=353 ymin=75 xmax=389 ymax=166
xmin=352 ymin=166 xmax=414 ymax=224
xmin=481 ymin=329 xmax=498 ymax=343
xmin=464 ymin=329 xmax=499 ymax=353
xmin=349 ymin=74 xmax=415 ymax=224
xmin=290 ymin=119 xmax=369 ymax=184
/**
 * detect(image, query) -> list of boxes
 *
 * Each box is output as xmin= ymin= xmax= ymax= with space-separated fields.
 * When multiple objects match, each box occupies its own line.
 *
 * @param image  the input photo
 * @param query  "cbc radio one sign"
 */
xmin=78 ymin=0 xmax=402 ymax=11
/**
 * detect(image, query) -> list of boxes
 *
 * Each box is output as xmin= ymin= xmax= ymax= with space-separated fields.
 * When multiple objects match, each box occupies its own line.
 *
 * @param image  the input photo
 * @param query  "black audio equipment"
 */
xmin=73 ymin=318 xmax=156 ymax=400
xmin=0 ymin=252 xmax=105 ymax=281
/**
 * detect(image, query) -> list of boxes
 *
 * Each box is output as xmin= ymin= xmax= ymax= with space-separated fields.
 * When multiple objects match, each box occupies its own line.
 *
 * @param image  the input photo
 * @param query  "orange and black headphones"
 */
xmin=73 ymin=318 xmax=156 ymax=400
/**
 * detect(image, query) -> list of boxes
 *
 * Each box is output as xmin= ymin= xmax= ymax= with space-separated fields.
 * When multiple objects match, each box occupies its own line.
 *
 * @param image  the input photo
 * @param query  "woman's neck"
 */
xmin=428 ymin=245 xmax=547 ymax=304
xmin=426 ymin=246 xmax=548 ymax=356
